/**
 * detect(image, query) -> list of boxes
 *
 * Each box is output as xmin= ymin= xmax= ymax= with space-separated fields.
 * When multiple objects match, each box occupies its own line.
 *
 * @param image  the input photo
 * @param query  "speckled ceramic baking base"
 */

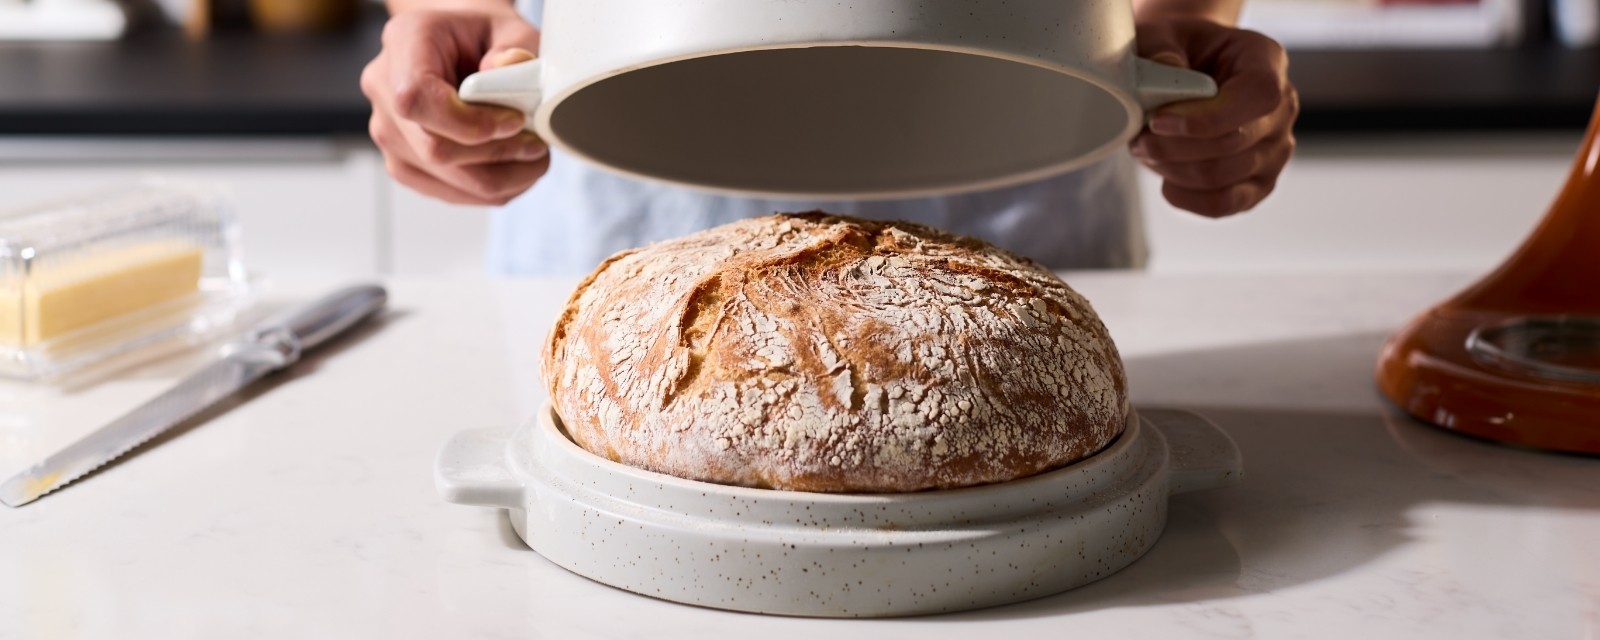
xmin=436 ymin=406 xmax=1241 ymax=618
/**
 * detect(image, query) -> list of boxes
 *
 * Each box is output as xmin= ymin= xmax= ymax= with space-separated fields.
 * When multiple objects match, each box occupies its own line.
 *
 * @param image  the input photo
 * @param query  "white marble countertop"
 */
xmin=1 ymin=273 xmax=1596 ymax=639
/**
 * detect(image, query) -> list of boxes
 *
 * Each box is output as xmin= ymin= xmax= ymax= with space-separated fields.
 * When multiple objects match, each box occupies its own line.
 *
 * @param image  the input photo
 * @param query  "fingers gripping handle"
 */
xmin=1134 ymin=58 xmax=1218 ymax=112
xmin=1143 ymin=409 xmax=1243 ymax=495
xmin=458 ymin=59 xmax=545 ymax=132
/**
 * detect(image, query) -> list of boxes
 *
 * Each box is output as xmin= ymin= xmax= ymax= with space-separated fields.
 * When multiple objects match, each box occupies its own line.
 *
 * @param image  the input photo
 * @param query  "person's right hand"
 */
xmin=362 ymin=8 xmax=549 ymax=206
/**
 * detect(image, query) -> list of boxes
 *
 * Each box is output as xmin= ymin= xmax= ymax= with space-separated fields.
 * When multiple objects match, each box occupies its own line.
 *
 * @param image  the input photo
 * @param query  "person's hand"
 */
xmin=362 ymin=8 xmax=549 ymax=206
xmin=1131 ymin=18 xmax=1298 ymax=218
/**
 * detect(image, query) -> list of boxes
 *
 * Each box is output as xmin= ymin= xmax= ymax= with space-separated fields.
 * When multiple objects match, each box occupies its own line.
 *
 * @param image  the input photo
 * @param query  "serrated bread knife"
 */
xmin=0 ymin=284 xmax=388 ymax=507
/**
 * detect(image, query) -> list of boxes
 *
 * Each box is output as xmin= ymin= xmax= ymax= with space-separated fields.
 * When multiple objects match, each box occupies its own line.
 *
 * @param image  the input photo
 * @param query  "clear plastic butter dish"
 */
xmin=0 ymin=179 xmax=254 ymax=381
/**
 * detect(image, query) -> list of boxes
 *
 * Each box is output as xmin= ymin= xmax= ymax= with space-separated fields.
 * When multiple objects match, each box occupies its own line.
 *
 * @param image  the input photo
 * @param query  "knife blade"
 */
xmin=0 ymin=284 xmax=388 ymax=508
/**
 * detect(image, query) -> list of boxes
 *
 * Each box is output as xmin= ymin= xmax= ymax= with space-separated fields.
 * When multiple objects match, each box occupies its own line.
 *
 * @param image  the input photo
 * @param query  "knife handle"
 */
xmin=252 ymin=284 xmax=388 ymax=354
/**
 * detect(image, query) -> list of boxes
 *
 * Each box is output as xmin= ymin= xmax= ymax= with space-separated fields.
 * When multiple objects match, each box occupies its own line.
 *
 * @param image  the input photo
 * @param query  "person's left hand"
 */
xmin=1131 ymin=18 xmax=1299 ymax=218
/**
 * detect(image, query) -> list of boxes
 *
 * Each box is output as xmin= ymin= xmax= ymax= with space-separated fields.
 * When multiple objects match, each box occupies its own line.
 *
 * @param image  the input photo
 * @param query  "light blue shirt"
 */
xmin=490 ymin=0 xmax=1147 ymax=276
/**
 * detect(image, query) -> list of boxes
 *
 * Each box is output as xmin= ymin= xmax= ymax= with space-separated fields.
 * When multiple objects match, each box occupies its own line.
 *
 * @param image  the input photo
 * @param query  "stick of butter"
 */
xmin=0 ymin=242 xmax=204 ymax=346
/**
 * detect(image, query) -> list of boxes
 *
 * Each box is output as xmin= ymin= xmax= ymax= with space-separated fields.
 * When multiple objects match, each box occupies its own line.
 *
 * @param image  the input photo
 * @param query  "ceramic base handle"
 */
xmin=1144 ymin=409 xmax=1243 ymax=495
xmin=436 ymin=428 xmax=523 ymax=508
xmin=1134 ymin=58 xmax=1218 ymax=112
xmin=458 ymin=59 xmax=545 ymax=132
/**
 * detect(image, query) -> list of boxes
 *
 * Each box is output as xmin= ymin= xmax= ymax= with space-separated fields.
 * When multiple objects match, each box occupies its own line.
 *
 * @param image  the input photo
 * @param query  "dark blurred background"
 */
xmin=0 ymin=0 xmax=1595 ymax=279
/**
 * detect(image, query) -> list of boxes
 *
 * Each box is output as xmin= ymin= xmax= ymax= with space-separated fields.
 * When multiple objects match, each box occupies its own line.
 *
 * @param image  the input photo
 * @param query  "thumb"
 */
xmin=481 ymin=47 xmax=537 ymax=72
xmin=1136 ymin=25 xmax=1189 ymax=69
xmin=1148 ymin=50 xmax=1188 ymax=69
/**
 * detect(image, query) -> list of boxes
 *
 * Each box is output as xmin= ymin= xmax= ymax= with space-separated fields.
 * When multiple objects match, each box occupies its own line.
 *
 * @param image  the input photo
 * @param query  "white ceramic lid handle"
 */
xmin=435 ymin=428 xmax=524 ymax=508
xmin=458 ymin=59 xmax=545 ymax=132
xmin=1143 ymin=409 xmax=1243 ymax=495
xmin=1134 ymin=57 xmax=1219 ymax=112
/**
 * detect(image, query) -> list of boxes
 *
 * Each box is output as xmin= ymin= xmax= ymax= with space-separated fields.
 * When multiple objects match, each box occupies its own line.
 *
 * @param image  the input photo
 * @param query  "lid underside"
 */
xmin=546 ymin=46 xmax=1133 ymax=199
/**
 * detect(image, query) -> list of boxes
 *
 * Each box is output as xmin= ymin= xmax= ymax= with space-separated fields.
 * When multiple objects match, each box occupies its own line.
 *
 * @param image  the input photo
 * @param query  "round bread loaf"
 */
xmin=542 ymin=212 xmax=1128 ymax=493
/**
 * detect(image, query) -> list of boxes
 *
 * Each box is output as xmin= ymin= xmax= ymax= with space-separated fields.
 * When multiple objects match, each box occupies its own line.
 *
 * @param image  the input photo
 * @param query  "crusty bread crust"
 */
xmin=543 ymin=213 xmax=1128 ymax=493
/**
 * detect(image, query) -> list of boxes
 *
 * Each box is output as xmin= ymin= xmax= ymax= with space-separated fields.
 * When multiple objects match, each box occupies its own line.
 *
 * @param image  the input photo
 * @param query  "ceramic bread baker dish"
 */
xmin=437 ymin=214 xmax=1243 ymax=617
xmin=456 ymin=0 xmax=1218 ymax=199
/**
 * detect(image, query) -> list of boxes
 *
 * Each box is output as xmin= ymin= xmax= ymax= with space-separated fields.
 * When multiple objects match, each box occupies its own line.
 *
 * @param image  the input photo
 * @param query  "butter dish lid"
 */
xmin=0 ymin=179 xmax=254 ymax=381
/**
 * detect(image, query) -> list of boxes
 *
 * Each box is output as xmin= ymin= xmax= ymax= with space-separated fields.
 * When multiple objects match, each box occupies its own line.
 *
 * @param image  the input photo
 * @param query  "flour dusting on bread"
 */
xmin=543 ymin=212 xmax=1128 ymax=493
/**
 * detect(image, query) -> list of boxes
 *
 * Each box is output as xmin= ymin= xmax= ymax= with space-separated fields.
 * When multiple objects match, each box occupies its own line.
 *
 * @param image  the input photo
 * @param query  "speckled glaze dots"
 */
xmin=437 ymin=407 xmax=1242 ymax=617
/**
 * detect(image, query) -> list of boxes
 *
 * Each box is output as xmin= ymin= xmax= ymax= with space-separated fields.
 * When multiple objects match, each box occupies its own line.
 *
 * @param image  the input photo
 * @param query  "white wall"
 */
xmin=1141 ymin=133 xmax=1574 ymax=274
xmin=0 ymin=132 xmax=1581 ymax=279
xmin=387 ymin=176 xmax=491 ymax=277
xmin=0 ymin=138 xmax=385 ymax=280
